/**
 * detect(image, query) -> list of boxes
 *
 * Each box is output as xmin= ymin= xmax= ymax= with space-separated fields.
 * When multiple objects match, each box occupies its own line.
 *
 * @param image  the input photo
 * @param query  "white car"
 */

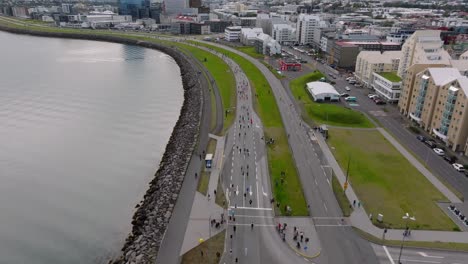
xmin=453 ymin=163 xmax=465 ymax=172
xmin=368 ymin=94 xmax=377 ymax=99
xmin=346 ymin=77 xmax=354 ymax=81
xmin=345 ymin=86 xmax=351 ymax=91
xmin=433 ymin=148 xmax=445 ymax=156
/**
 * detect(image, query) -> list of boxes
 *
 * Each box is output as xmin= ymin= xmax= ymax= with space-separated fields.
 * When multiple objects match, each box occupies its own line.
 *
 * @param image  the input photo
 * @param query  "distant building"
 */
xmin=272 ymin=24 xmax=296 ymax=45
xmin=371 ymin=72 xmax=402 ymax=102
xmin=240 ymin=28 xmax=263 ymax=45
xmin=205 ymin=20 xmax=231 ymax=33
xmin=329 ymin=41 xmax=401 ymax=69
xmin=397 ymin=30 xmax=451 ymax=80
xmin=355 ymin=51 xmax=402 ymax=88
xmin=189 ymin=0 xmax=201 ymax=8
xmin=296 ymin=14 xmax=321 ymax=45
xmin=225 ymin=26 xmax=242 ymax=41
xmin=61 ymin=4 xmax=71 ymax=14
xmin=119 ymin=0 xmax=149 ymax=20
xmin=11 ymin=6 xmax=28 ymax=18
xmin=165 ymin=0 xmax=187 ymax=14
xmin=254 ymin=33 xmax=281 ymax=56
xmin=240 ymin=17 xmax=256 ymax=27
xmin=386 ymin=28 xmax=416 ymax=44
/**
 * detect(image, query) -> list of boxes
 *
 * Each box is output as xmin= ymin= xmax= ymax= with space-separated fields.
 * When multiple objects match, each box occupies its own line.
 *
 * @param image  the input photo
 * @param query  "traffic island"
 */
xmin=276 ymin=217 xmax=321 ymax=259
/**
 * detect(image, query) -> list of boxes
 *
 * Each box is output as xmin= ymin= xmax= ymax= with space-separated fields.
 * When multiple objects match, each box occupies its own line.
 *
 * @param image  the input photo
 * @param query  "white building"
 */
xmin=240 ymin=28 xmax=263 ymax=45
xmin=272 ymin=24 xmax=296 ymax=45
xmin=296 ymin=14 xmax=321 ymax=45
xmin=254 ymin=33 xmax=282 ymax=56
xmin=306 ymin=81 xmax=340 ymax=102
xmin=372 ymin=72 xmax=402 ymax=102
xmin=224 ymin=26 xmax=242 ymax=42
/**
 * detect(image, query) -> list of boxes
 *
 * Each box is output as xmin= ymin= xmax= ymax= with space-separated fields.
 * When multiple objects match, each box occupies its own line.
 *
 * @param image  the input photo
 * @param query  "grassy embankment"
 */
xmin=328 ymin=128 xmax=456 ymax=230
xmin=290 ymin=71 xmax=374 ymax=128
xmin=236 ymin=46 xmax=264 ymax=59
xmin=190 ymin=40 xmax=308 ymax=216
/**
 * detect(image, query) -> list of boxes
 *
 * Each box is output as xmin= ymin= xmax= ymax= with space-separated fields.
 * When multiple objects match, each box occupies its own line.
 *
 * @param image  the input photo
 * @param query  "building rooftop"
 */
xmin=377 ymin=72 xmax=402 ymax=82
xmin=306 ymin=81 xmax=340 ymax=96
xmin=357 ymin=50 xmax=402 ymax=63
xmin=427 ymin=68 xmax=461 ymax=86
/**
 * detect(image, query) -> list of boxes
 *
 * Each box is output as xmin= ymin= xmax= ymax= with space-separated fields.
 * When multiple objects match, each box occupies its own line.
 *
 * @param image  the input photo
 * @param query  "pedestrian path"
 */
xmin=316 ymin=131 xmax=468 ymax=243
xmin=179 ymin=134 xmax=227 ymax=256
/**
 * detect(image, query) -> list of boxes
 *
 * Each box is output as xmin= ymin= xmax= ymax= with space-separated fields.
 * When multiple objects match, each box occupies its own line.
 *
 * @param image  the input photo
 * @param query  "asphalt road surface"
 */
xmin=373 ymin=243 xmax=468 ymax=264
xmin=219 ymin=53 xmax=311 ymax=264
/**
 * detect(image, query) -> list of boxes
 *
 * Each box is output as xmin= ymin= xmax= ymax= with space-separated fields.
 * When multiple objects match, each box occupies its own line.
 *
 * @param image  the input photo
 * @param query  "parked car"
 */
xmin=345 ymin=86 xmax=351 ymax=91
xmin=348 ymin=80 xmax=356 ymax=85
xmin=375 ymin=99 xmax=386 ymax=105
xmin=355 ymin=83 xmax=363 ymax=87
xmin=368 ymin=94 xmax=378 ymax=99
xmin=340 ymin=93 xmax=350 ymax=97
xmin=345 ymin=96 xmax=357 ymax=102
xmin=416 ymin=135 xmax=426 ymax=142
xmin=443 ymin=155 xmax=457 ymax=163
xmin=453 ymin=163 xmax=465 ymax=172
xmin=433 ymin=148 xmax=445 ymax=156
xmin=346 ymin=77 xmax=354 ymax=81
xmin=424 ymin=140 xmax=437 ymax=148
xmin=319 ymin=77 xmax=326 ymax=82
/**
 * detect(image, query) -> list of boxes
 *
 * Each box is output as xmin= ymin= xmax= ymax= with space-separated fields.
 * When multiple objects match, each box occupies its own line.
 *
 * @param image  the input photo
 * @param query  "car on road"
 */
xmin=424 ymin=140 xmax=437 ymax=148
xmin=345 ymin=96 xmax=357 ymax=102
xmin=416 ymin=135 xmax=426 ymax=142
xmin=320 ymin=77 xmax=326 ymax=82
xmin=345 ymin=86 xmax=351 ymax=91
xmin=453 ymin=163 xmax=465 ymax=172
xmin=443 ymin=155 xmax=457 ymax=163
xmin=433 ymin=148 xmax=445 ymax=156
xmin=329 ymin=74 xmax=336 ymax=79
xmin=340 ymin=93 xmax=350 ymax=97
xmin=368 ymin=94 xmax=378 ymax=99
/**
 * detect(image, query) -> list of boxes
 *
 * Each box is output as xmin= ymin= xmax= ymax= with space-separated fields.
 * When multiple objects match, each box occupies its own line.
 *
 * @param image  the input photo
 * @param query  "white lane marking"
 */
xmin=323 ymin=203 xmax=328 ymax=212
xmin=383 ymin=246 xmax=395 ymax=264
xmin=315 ymin=224 xmax=350 ymax=227
xmin=227 ymin=223 xmax=275 ymax=227
xmin=236 ymin=185 xmax=239 ymax=196
xmin=417 ymin=252 xmax=444 ymax=259
xmin=249 ymin=185 xmax=253 ymax=196
xmin=400 ymin=259 xmax=441 ymax=264
xmin=314 ymin=178 xmax=318 ymax=185
xmin=262 ymin=186 xmax=268 ymax=197
xmin=229 ymin=206 xmax=272 ymax=210
xmin=326 ymin=178 xmax=330 ymax=185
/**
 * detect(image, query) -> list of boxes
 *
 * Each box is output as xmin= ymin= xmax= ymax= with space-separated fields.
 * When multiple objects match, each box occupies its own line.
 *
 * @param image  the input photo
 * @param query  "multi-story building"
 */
xmin=372 ymin=72 xmax=402 ymax=102
xmin=296 ymin=14 xmax=320 ymax=45
xmin=403 ymin=68 xmax=468 ymax=152
xmin=386 ymin=28 xmax=416 ymax=44
xmin=240 ymin=28 xmax=263 ymax=45
xmin=355 ymin=51 xmax=401 ymax=88
xmin=397 ymin=30 xmax=451 ymax=81
xmin=224 ymin=26 xmax=242 ymax=42
xmin=119 ymin=0 xmax=150 ymax=20
xmin=330 ymin=41 xmax=401 ymax=69
xmin=254 ymin=33 xmax=281 ymax=56
xmin=272 ymin=24 xmax=296 ymax=45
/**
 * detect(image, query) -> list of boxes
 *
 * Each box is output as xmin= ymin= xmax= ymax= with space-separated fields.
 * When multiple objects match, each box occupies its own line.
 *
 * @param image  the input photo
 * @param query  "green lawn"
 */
xmin=290 ymin=71 xmax=374 ymax=128
xmin=332 ymin=174 xmax=353 ymax=217
xmin=236 ymin=46 xmax=264 ymax=59
xmin=197 ymin=171 xmax=210 ymax=195
xmin=181 ymin=230 xmax=225 ymax=264
xmin=191 ymin=41 xmax=308 ymax=216
xmin=328 ymin=128 xmax=456 ymax=230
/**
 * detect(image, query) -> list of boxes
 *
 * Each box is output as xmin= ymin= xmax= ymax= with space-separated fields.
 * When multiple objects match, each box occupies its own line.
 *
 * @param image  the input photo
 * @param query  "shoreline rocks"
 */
xmin=0 ymin=25 xmax=203 ymax=264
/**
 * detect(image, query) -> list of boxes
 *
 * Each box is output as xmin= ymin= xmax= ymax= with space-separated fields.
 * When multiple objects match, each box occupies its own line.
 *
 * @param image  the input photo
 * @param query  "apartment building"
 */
xmin=224 ymin=26 xmax=242 ymax=41
xmin=404 ymin=68 xmax=468 ymax=152
xmin=296 ymin=14 xmax=320 ymax=45
xmin=272 ymin=24 xmax=296 ymax=45
xmin=355 ymin=50 xmax=401 ymax=88
xmin=397 ymin=30 xmax=451 ymax=80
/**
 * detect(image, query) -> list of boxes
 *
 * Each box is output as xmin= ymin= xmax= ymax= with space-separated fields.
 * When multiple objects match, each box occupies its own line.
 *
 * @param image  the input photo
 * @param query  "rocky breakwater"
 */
xmin=0 ymin=25 xmax=203 ymax=264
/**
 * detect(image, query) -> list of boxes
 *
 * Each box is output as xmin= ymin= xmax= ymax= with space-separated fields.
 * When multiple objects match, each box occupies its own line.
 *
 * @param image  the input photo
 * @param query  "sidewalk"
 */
xmin=275 ymin=217 xmax=322 ymax=259
xmin=316 ymin=131 xmax=468 ymax=243
xmin=180 ymin=134 xmax=227 ymax=255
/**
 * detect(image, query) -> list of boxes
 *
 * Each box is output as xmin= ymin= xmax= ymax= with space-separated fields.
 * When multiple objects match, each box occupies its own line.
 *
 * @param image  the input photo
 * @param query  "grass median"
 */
xmin=191 ymin=40 xmax=308 ymax=216
xmin=328 ymin=128 xmax=456 ymax=230
xmin=290 ymin=71 xmax=374 ymax=128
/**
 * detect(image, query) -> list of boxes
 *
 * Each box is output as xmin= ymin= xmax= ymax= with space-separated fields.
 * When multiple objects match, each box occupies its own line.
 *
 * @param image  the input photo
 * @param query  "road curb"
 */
xmin=286 ymin=242 xmax=321 ymax=259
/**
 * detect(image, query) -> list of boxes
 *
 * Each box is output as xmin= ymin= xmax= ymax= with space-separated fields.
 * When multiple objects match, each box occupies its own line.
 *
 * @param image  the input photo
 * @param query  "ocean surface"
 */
xmin=0 ymin=31 xmax=184 ymax=264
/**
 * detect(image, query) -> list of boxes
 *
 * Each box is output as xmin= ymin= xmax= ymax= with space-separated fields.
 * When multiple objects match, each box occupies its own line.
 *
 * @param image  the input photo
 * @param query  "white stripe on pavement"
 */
xmin=229 ymin=206 xmax=272 ymax=210
xmin=383 ymin=246 xmax=395 ymax=264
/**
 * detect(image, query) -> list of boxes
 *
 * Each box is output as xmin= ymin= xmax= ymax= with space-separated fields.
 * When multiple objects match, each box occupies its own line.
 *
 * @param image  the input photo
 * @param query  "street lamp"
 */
xmin=344 ymin=154 xmax=351 ymax=192
xmin=398 ymin=213 xmax=416 ymax=264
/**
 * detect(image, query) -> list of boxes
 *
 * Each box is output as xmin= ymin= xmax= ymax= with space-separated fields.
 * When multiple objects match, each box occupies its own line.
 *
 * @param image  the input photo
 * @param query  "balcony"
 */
xmin=444 ymin=104 xmax=455 ymax=112
xmin=409 ymin=112 xmax=422 ymax=122
xmin=433 ymin=128 xmax=448 ymax=141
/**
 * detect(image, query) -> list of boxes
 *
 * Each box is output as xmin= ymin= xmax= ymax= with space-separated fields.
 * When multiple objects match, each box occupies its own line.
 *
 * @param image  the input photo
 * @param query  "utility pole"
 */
xmin=344 ymin=154 xmax=351 ymax=192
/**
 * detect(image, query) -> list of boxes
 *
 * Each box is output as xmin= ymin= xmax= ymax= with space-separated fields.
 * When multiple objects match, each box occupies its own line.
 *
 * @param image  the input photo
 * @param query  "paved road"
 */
xmin=199 ymin=41 xmax=380 ymax=264
xmin=213 ymin=50 xmax=311 ymax=264
xmin=155 ymin=48 xmax=220 ymax=264
xmin=283 ymin=46 xmax=468 ymax=202
xmin=373 ymin=243 xmax=468 ymax=264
